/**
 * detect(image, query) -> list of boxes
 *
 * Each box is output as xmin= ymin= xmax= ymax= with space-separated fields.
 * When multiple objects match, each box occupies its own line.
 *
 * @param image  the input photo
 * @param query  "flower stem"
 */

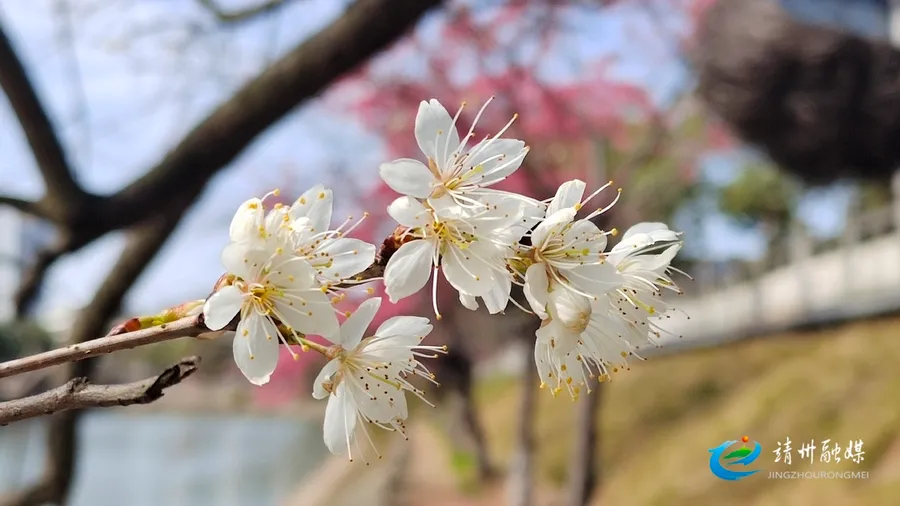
xmin=296 ymin=337 xmax=334 ymax=358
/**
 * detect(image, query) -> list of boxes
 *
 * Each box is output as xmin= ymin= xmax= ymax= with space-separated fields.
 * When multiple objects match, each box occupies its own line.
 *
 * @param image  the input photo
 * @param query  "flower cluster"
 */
xmin=203 ymin=185 xmax=445 ymax=461
xmin=380 ymin=98 xmax=687 ymax=399
xmin=202 ymin=96 xmax=688 ymax=461
xmin=379 ymin=97 xmax=543 ymax=316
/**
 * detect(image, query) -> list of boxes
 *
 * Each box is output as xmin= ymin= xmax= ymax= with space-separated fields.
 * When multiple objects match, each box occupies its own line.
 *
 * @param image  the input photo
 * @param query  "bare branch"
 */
xmin=1 ymin=229 xmax=398 ymax=381
xmin=2 ymin=213 xmax=190 ymax=506
xmin=196 ymin=0 xmax=292 ymax=23
xmin=1 ymin=0 xmax=442 ymax=321
xmin=0 ymin=23 xmax=86 ymax=210
xmin=0 ymin=357 xmax=200 ymax=426
xmin=0 ymin=195 xmax=44 ymax=218
xmin=0 ymin=1 xmax=439 ymax=501
xmin=13 ymin=244 xmax=66 ymax=318
xmin=0 ymin=316 xmax=206 ymax=380
xmin=105 ymin=0 xmax=443 ymax=230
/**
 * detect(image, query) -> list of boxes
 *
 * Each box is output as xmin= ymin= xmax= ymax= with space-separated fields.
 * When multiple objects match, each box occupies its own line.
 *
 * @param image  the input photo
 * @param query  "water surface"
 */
xmin=0 ymin=412 xmax=326 ymax=506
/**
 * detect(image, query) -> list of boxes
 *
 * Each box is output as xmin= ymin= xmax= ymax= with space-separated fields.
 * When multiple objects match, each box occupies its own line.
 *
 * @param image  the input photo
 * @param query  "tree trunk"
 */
xmin=461 ymin=383 xmax=495 ymax=481
xmin=506 ymin=337 xmax=537 ymax=506
xmin=566 ymin=386 xmax=603 ymax=506
xmin=441 ymin=346 xmax=495 ymax=482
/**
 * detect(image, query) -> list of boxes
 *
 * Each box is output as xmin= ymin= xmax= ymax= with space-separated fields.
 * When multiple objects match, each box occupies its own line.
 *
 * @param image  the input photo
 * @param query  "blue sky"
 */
xmin=0 ymin=0 xmax=867 ymax=318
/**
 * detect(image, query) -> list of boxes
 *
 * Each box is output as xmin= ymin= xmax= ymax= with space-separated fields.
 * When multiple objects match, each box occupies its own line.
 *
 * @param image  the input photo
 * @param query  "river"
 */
xmin=0 ymin=412 xmax=327 ymax=506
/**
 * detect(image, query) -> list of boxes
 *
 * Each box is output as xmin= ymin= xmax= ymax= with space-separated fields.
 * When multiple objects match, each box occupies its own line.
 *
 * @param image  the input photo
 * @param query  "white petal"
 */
xmin=428 ymin=193 xmax=462 ymax=220
xmin=232 ymin=313 xmax=281 ymax=386
xmin=355 ymin=378 xmax=408 ymax=422
xmin=266 ymin=255 xmax=315 ymax=288
xmin=323 ymin=382 xmax=357 ymax=456
xmin=203 ymin=285 xmax=243 ymax=331
xmin=317 ymin=238 xmax=377 ymax=282
xmin=655 ymin=243 xmax=682 ymax=268
xmin=482 ymin=273 xmax=511 ymax=314
xmin=533 ymin=324 xmax=566 ymax=384
xmin=290 ymin=185 xmax=333 ymax=233
xmin=264 ymin=205 xmax=292 ymax=240
xmin=625 ymin=243 xmax=682 ymax=274
xmin=383 ymin=239 xmax=435 ymax=303
xmin=379 ymin=159 xmax=436 ymax=198
xmin=273 ymin=288 xmax=340 ymax=339
xmin=621 ymin=222 xmax=671 ymax=241
xmin=339 ymin=297 xmax=381 ymax=349
xmin=531 ymin=208 xmax=576 ymax=248
xmin=387 ymin=196 xmax=432 ymax=229
xmin=462 ymin=138 xmax=528 ymax=185
xmin=375 ymin=315 xmax=432 ymax=340
xmin=535 ymin=315 xmax=580 ymax=355
xmin=523 ymin=263 xmax=549 ymax=318
xmin=546 ymin=285 xmax=591 ymax=332
xmin=441 ymin=245 xmax=494 ymax=297
xmin=561 ymin=219 xmax=606 ymax=254
xmin=312 ymin=359 xmax=340 ymax=400
xmin=221 ymin=242 xmax=271 ymax=280
xmin=459 ymin=292 xmax=479 ymax=311
xmin=467 ymin=194 xmax=525 ymax=232
xmin=548 ymin=180 xmax=586 ymax=216
xmin=565 ymin=263 xmax=624 ymax=298
xmin=229 ymin=198 xmax=265 ymax=243
xmin=415 ymin=99 xmax=460 ymax=169
xmin=491 ymin=192 xmax=545 ymax=244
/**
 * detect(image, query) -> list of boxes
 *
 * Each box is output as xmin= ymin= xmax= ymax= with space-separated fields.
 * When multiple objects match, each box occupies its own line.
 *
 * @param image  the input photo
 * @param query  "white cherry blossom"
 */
xmin=312 ymin=297 xmax=443 ymax=461
xmin=378 ymin=97 xmax=529 ymax=206
xmin=283 ymin=185 xmax=376 ymax=288
xmin=533 ymin=284 xmax=637 ymax=399
xmin=229 ymin=189 xmax=282 ymax=245
xmin=383 ymin=194 xmax=524 ymax=317
xmin=203 ymin=241 xmax=340 ymax=385
xmin=606 ymin=223 xmax=687 ymax=348
xmin=522 ymin=179 xmax=624 ymax=318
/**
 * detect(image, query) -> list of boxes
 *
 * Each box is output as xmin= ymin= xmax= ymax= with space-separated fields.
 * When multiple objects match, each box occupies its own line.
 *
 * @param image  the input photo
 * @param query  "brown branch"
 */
xmin=0 ymin=1 xmax=439 ymax=501
xmin=0 ymin=195 xmax=44 ymax=218
xmin=0 ymin=23 xmax=86 ymax=210
xmin=104 ymin=0 xmax=443 ymax=231
xmin=1 ymin=213 xmax=188 ymax=506
xmin=13 ymin=244 xmax=66 ymax=318
xmin=3 ymin=0 xmax=442 ymax=317
xmin=196 ymin=0 xmax=292 ymax=22
xmin=0 ymin=357 xmax=200 ymax=426
xmin=0 ymin=316 xmax=207 ymax=380
xmin=1 ymin=231 xmax=398 ymax=381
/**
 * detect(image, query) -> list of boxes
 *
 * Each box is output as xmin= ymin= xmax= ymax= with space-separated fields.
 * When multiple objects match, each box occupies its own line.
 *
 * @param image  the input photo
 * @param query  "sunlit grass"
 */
xmin=467 ymin=315 xmax=900 ymax=506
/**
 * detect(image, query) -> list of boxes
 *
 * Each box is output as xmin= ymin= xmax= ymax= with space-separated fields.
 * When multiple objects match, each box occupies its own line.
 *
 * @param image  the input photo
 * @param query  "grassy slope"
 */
xmin=408 ymin=315 xmax=900 ymax=505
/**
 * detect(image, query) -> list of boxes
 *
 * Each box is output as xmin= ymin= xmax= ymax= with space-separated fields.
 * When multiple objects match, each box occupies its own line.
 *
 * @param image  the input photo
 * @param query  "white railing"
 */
xmin=654 ymin=195 xmax=900 ymax=354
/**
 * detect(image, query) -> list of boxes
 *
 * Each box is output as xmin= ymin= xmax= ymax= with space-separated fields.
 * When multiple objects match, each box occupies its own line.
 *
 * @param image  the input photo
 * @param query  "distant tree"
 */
xmin=0 ymin=320 xmax=53 ymax=362
xmin=718 ymin=162 xmax=799 ymax=247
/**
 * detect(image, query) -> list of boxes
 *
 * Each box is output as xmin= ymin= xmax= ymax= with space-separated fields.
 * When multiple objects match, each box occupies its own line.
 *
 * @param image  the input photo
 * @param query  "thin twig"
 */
xmin=0 ymin=316 xmax=207 ymax=380
xmin=1 ymin=231 xmax=397 ymax=382
xmin=0 ymin=195 xmax=44 ymax=219
xmin=195 ymin=0 xmax=292 ymax=23
xmin=14 ymin=244 xmax=67 ymax=318
xmin=0 ymin=23 xmax=85 ymax=206
xmin=0 ymin=356 xmax=201 ymax=426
